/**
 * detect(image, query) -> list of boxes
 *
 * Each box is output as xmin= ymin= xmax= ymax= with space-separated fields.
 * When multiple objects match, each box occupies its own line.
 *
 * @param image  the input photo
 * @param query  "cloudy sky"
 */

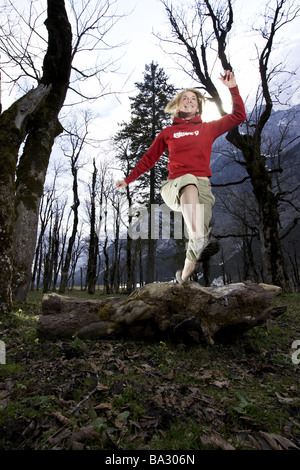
xmin=3 ymin=1 xmax=300 ymax=124
xmin=93 ymin=0 xmax=300 ymax=141
xmin=2 ymin=0 xmax=300 ymax=164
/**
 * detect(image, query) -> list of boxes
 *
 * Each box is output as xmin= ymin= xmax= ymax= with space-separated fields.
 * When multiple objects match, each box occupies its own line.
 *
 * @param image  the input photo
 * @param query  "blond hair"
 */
xmin=165 ymin=88 xmax=206 ymax=117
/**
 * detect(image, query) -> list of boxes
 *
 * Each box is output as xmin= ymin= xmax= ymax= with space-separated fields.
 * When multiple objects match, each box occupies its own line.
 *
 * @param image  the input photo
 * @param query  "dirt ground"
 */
xmin=0 ymin=293 xmax=299 ymax=451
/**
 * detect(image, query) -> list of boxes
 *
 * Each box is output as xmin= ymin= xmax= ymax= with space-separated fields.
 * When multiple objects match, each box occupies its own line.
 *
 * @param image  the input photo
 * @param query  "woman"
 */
xmin=116 ymin=70 xmax=246 ymax=283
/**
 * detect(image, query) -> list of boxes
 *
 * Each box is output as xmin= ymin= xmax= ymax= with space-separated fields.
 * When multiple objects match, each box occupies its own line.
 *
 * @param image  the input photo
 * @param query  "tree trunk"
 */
xmin=0 ymin=84 xmax=52 ymax=313
xmin=110 ymin=200 xmax=121 ymax=293
xmin=247 ymin=157 xmax=287 ymax=287
xmin=146 ymin=169 xmax=157 ymax=284
xmin=59 ymin=164 xmax=80 ymax=293
xmin=126 ymin=186 xmax=135 ymax=292
xmin=38 ymin=281 xmax=285 ymax=345
xmin=103 ymin=200 xmax=110 ymax=295
xmin=229 ymin=135 xmax=288 ymax=288
xmin=86 ymin=160 xmax=99 ymax=294
xmin=12 ymin=0 xmax=72 ymax=302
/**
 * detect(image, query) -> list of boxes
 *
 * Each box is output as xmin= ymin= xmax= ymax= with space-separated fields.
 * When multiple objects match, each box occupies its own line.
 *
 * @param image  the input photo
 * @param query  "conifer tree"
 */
xmin=114 ymin=62 xmax=176 ymax=283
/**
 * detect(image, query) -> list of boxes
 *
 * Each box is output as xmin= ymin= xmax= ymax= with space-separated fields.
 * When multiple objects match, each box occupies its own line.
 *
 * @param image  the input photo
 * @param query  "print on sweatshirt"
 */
xmin=173 ymin=130 xmax=200 ymax=139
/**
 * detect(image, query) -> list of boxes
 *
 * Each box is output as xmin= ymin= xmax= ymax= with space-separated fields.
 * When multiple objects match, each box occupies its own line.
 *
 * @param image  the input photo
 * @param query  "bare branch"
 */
xmin=0 ymin=0 xmax=127 ymax=106
xmin=256 ymin=0 xmax=300 ymax=138
xmin=157 ymin=0 xmax=228 ymax=115
xmin=14 ymin=83 xmax=52 ymax=129
xmin=204 ymin=0 xmax=233 ymax=71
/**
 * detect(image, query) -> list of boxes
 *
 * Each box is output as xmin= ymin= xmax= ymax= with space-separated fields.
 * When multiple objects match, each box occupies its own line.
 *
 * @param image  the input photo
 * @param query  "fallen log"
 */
xmin=37 ymin=281 xmax=286 ymax=345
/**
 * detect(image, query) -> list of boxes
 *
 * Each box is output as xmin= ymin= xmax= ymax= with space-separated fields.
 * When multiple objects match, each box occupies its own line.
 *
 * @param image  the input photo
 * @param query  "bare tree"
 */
xmin=109 ymin=180 xmax=123 ymax=293
xmin=0 ymin=0 xmax=71 ymax=312
xmin=158 ymin=0 xmax=300 ymax=288
xmin=86 ymin=158 xmax=99 ymax=294
xmin=59 ymin=112 xmax=92 ymax=293
xmin=31 ymin=164 xmax=67 ymax=292
xmin=116 ymin=144 xmax=136 ymax=292
xmin=0 ymin=0 xmax=124 ymax=312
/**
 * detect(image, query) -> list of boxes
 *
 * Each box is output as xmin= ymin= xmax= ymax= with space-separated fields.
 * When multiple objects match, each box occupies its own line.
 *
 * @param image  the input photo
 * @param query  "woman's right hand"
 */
xmin=116 ymin=180 xmax=127 ymax=189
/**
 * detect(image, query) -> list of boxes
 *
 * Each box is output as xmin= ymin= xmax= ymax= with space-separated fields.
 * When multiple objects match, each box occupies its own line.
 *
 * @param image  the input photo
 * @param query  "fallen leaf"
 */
xmin=181 ymin=396 xmax=196 ymax=408
xmin=275 ymin=392 xmax=299 ymax=405
xmin=94 ymin=402 xmax=112 ymax=411
xmin=166 ymin=370 xmax=174 ymax=380
xmin=139 ymin=416 xmax=159 ymax=429
xmin=114 ymin=418 xmax=125 ymax=429
xmin=152 ymin=394 xmax=163 ymax=406
xmin=199 ymin=370 xmax=213 ymax=381
xmin=213 ymin=380 xmax=230 ymax=389
xmin=200 ymin=433 xmax=235 ymax=450
xmin=259 ymin=432 xmax=300 ymax=450
xmin=68 ymin=426 xmax=100 ymax=446
xmin=47 ymin=428 xmax=72 ymax=447
xmin=72 ymin=441 xmax=84 ymax=450
xmin=52 ymin=412 xmax=71 ymax=426
xmin=96 ymin=383 xmax=110 ymax=392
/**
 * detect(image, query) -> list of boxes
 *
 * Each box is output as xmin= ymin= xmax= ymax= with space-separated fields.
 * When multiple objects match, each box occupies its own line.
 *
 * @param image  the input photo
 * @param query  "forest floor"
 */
xmin=0 ymin=288 xmax=300 ymax=453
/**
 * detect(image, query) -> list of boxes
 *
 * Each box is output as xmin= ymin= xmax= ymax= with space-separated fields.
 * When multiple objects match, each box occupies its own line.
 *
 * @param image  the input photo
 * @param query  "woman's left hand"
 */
xmin=219 ymin=70 xmax=237 ymax=88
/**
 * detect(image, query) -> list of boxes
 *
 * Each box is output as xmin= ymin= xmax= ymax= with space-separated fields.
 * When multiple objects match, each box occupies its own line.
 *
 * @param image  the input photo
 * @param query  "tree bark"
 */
xmin=86 ymin=159 xmax=99 ymax=294
xmin=0 ymin=84 xmax=52 ymax=313
xmin=12 ymin=0 xmax=72 ymax=302
xmin=59 ymin=164 xmax=80 ymax=293
xmin=126 ymin=185 xmax=135 ymax=292
xmin=37 ymin=281 xmax=285 ymax=345
xmin=238 ymin=144 xmax=288 ymax=286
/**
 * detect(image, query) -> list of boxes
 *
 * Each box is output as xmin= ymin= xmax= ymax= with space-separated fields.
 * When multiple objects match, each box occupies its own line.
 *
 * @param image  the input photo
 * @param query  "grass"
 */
xmin=0 ymin=290 xmax=299 ymax=450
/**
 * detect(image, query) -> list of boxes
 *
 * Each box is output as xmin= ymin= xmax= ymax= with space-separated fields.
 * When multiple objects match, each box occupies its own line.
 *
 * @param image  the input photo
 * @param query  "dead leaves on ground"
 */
xmin=1 ymin=339 xmax=300 ymax=450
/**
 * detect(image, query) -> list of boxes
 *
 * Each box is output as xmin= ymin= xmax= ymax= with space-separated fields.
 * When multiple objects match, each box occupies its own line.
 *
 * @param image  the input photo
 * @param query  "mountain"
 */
xmin=208 ymin=104 xmax=300 ymax=284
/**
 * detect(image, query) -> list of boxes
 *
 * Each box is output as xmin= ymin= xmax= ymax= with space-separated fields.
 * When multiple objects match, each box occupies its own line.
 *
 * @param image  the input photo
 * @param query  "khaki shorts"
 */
xmin=160 ymin=174 xmax=215 ymax=263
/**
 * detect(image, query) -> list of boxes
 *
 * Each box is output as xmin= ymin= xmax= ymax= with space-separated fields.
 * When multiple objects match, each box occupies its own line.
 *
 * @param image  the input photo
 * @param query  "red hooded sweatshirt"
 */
xmin=125 ymin=86 xmax=246 ymax=185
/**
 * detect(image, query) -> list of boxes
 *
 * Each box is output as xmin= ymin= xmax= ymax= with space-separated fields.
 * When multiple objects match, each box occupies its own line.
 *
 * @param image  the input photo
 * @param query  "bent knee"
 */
xmin=179 ymin=184 xmax=198 ymax=197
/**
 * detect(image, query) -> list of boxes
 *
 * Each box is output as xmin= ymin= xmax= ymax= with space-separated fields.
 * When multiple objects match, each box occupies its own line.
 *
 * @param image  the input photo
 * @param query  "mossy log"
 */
xmin=37 ymin=281 xmax=286 ymax=345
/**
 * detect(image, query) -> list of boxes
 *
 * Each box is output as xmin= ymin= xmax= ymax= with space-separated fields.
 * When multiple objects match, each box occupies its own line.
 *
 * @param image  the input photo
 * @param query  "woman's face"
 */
xmin=178 ymin=91 xmax=200 ymax=118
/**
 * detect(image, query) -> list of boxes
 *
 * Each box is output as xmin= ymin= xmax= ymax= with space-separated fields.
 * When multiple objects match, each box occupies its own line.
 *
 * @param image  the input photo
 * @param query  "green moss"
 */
xmin=123 ymin=288 xmax=152 ymax=305
xmin=95 ymin=301 xmax=116 ymax=321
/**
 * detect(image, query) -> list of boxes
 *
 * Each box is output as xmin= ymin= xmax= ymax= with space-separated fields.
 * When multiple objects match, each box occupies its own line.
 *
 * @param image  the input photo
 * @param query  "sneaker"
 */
xmin=196 ymin=240 xmax=219 ymax=263
xmin=175 ymin=270 xmax=197 ymax=285
xmin=175 ymin=270 xmax=184 ymax=284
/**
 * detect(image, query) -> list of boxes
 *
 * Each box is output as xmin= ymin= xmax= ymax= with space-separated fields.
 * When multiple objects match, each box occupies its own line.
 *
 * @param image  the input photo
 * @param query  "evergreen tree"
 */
xmin=114 ymin=61 xmax=176 ymax=283
xmin=115 ymin=61 xmax=176 ymax=200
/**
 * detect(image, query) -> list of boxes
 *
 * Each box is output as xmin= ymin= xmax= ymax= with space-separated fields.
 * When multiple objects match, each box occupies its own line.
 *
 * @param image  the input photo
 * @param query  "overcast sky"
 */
xmin=2 ymin=0 xmax=300 ymax=170
xmin=92 ymin=0 xmax=300 ymax=142
xmin=3 ymin=1 xmax=300 ymax=126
